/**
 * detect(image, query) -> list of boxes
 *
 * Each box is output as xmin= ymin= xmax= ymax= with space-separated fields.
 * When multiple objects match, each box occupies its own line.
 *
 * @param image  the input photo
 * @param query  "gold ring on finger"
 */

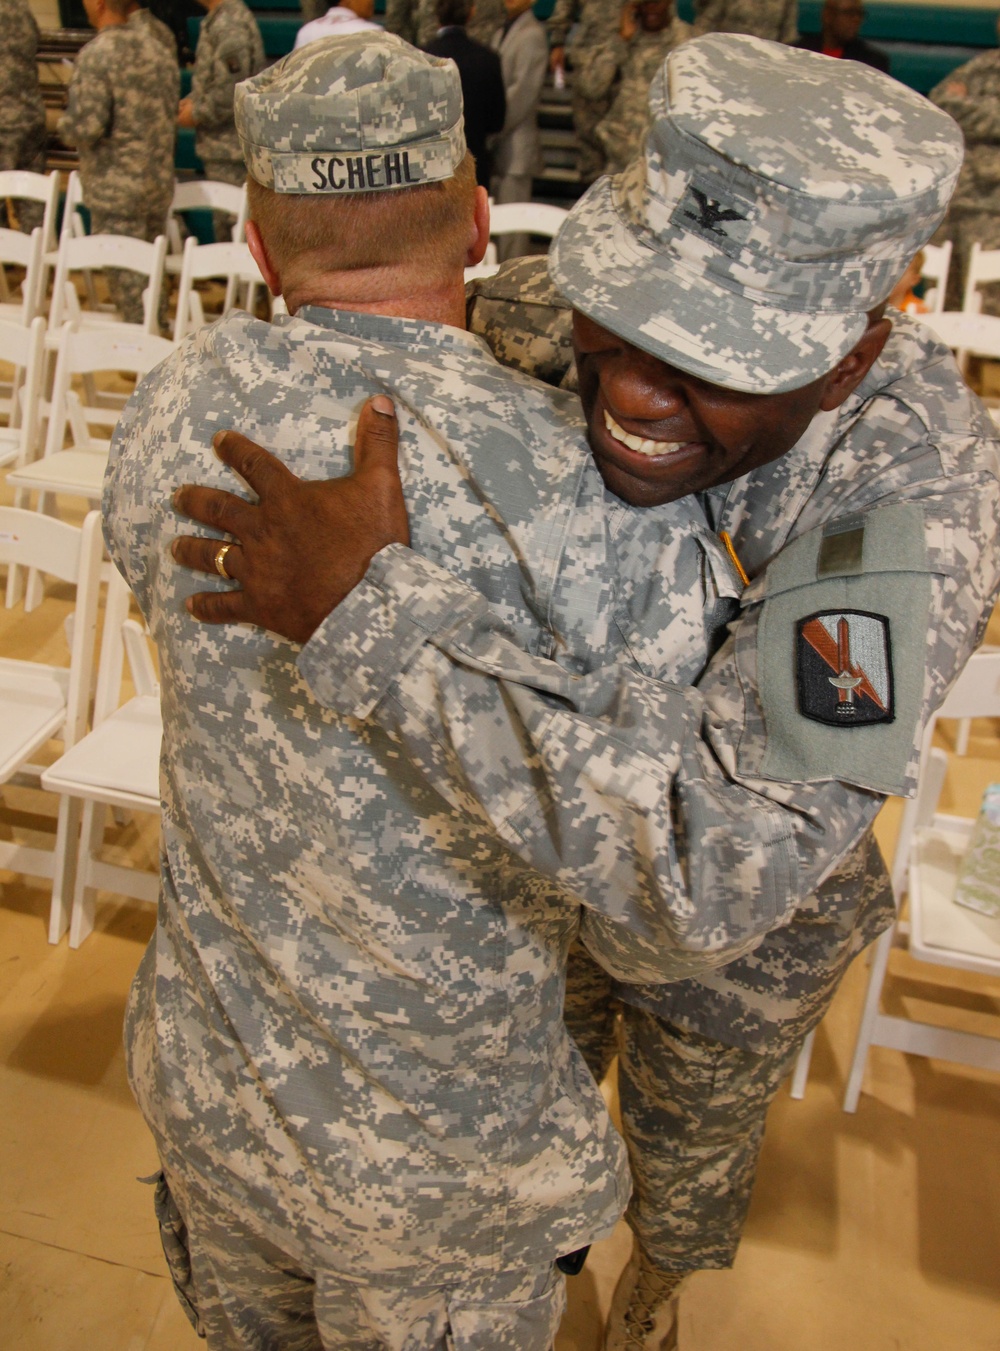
xmin=214 ymin=542 xmax=235 ymax=580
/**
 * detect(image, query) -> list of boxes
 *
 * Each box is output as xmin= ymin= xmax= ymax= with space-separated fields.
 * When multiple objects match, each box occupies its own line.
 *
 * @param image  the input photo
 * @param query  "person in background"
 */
xmin=386 ymin=0 xmax=505 ymax=51
xmin=294 ymin=0 xmax=379 ymax=49
xmin=547 ymin=0 xmax=623 ymax=186
xmin=691 ymin=0 xmax=797 ymax=41
xmin=796 ymin=0 xmax=889 ymax=74
xmin=931 ymin=21 xmax=1000 ymax=314
xmin=57 ymin=0 xmax=177 ymax=325
xmin=575 ymin=0 xmax=689 ymax=176
xmin=177 ymin=0 xmax=264 ymax=187
xmin=0 ymin=0 xmax=48 ymax=231
xmin=888 ymin=249 xmax=928 ymax=314
xmin=491 ymin=0 xmax=548 ymax=259
xmin=425 ymin=0 xmax=507 ymax=189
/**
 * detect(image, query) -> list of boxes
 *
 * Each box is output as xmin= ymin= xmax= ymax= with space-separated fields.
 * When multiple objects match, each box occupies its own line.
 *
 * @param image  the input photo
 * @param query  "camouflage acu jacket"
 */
xmin=691 ymin=0 xmax=798 ymax=42
xmin=931 ymin=50 xmax=1000 ymax=214
xmin=314 ymin=255 xmax=999 ymax=1049
xmin=191 ymin=0 xmax=264 ymax=169
xmin=547 ymin=0 xmax=623 ymax=54
xmin=57 ymin=12 xmax=177 ymax=218
xmin=0 ymin=0 xmax=46 ymax=150
xmin=104 ymin=304 xmax=739 ymax=1278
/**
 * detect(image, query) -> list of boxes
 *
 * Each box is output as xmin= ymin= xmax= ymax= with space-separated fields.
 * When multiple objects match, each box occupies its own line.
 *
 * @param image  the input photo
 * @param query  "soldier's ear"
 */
xmin=246 ymin=220 xmax=282 ymax=299
xmin=818 ymin=312 xmax=892 ymax=412
xmin=465 ymin=186 xmax=491 ymax=268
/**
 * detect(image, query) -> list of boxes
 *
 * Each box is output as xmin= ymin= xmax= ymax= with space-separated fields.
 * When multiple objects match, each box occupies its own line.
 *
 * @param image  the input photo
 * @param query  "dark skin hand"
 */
xmin=171 ymin=395 xmax=409 ymax=644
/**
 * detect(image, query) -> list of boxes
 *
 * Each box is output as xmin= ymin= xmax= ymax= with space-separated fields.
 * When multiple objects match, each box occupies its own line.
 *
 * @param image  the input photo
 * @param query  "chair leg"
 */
xmin=955 ymin=717 xmax=971 ymax=756
xmin=788 ymin=1028 xmax=816 ymax=1100
xmin=47 ymin=794 xmax=83 ymax=944
xmin=843 ymin=926 xmax=896 ymax=1113
xmin=68 ymin=799 xmax=105 ymax=949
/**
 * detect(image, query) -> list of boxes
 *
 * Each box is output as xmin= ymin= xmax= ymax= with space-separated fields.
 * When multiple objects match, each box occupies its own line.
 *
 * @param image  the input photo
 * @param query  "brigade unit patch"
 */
xmin=797 ymin=610 xmax=894 ymax=727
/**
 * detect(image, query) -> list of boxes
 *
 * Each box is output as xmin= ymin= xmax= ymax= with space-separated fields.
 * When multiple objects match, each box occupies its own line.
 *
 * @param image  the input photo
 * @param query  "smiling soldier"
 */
xmin=168 ymin=36 xmax=1000 ymax=1351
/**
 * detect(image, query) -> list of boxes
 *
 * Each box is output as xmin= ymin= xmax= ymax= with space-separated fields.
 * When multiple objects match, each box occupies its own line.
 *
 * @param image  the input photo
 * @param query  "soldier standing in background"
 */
xmin=0 ymin=0 xmax=49 ymax=231
xmin=930 ymin=22 xmax=1000 ymax=313
xmin=58 ymin=0 xmax=178 ymax=325
xmin=547 ymin=0 xmax=622 ymax=185
xmin=491 ymin=0 xmax=548 ymax=257
xmin=691 ymin=0 xmax=797 ymax=41
xmin=384 ymin=0 xmax=505 ymax=51
xmin=178 ymin=0 xmax=264 ymax=186
xmin=575 ymin=0 xmax=688 ymax=175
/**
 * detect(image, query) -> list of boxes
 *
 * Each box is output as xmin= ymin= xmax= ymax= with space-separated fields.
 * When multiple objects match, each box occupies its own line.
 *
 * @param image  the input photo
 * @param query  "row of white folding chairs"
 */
xmin=0 ymin=508 xmax=161 ymax=946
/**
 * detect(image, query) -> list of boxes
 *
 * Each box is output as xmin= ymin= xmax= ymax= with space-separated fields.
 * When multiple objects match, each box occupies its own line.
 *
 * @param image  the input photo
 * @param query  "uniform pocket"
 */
xmin=152 ymin=1172 xmax=204 ymax=1336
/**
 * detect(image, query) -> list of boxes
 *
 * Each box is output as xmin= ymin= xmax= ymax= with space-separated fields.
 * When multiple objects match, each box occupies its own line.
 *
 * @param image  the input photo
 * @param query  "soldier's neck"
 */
xmin=284 ymin=272 xmax=468 ymax=332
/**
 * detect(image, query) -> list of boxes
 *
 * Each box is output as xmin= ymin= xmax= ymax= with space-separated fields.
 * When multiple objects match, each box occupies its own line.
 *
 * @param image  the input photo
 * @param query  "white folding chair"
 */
xmin=172 ymin=236 xmax=264 ymax=341
xmin=488 ymin=201 xmax=568 ymax=245
xmin=0 ymin=508 xmax=104 ymax=942
xmin=962 ymin=242 xmax=1000 ymax=315
xmin=0 ymin=169 xmax=60 ymax=305
xmin=42 ymin=568 xmax=162 ymax=947
xmin=842 ymin=648 xmax=1000 ymax=1112
xmin=0 ymin=314 xmax=45 ymax=479
xmin=0 ymin=226 xmax=45 ymax=327
xmin=920 ymin=240 xmax=951 ymax=314
xmin=165 ymin=179 xmax=249 ymax=271
xmin=48 ymin=227 xmax=168 ymax=338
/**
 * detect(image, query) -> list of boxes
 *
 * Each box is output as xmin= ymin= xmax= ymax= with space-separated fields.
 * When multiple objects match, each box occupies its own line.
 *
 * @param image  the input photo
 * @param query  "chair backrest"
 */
xmin=173 ymin=236 xmax=264 ymax=341
xmin=0 ymin=508 xmax=104 ymax=749
xmin=0 ymin=314 xmax=46 ymax=469
xmin=488 ymin=202 xmax=568 ymax=241
xmin=889 ymin=647 xmax=1000 ymax=897
xmin=0 ymin=169 xmax=60 ymax=254
xmin=43 ymin=323 xmax=175 ymax=458
xmin=962 ymin=242 xmax=1000 ymax=314
xmin=920 ymin=240 xmax=951 ymax=314
xmin=49 ymin=229 xmax=168 ymax=334
xmin=167 ymin=180 xmax=249 ymax=253
xmin=0 ymin=226 xmax=44 ymax=325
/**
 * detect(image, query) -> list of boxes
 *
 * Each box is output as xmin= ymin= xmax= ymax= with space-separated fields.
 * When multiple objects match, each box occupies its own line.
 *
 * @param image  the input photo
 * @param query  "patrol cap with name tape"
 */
xmin=235 ymin=31 xmax=466 ymax=195
xmin=549 ymin=34 xmax=964 ymax=394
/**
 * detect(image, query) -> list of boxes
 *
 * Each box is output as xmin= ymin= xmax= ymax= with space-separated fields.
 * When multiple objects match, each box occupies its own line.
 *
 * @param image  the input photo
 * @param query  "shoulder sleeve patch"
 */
xmin=748 ymin=502 xmax=936 ymax=796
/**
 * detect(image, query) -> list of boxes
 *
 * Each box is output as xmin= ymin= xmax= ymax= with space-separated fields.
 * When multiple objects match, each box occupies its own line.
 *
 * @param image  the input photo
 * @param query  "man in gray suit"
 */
xmin=491 ymin=0 xmax=548 ymax=258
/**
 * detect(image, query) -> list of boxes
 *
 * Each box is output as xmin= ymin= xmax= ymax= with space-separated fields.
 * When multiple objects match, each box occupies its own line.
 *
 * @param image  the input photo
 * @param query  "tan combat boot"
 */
xmin=604 ymin=1244 xmax=688 ymax=1351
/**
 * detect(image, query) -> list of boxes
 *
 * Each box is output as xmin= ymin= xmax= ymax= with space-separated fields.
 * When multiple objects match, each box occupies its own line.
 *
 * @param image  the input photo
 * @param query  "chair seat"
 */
xmin=42 ymin=694 xmax=161 ymax=811
xmin=7 ymin=448 xmax=109 ymax=497
xmin=0 ymin=660 xmax=69 ymax=781
xmin=910 ymin=822 xmax=1000 ymax=973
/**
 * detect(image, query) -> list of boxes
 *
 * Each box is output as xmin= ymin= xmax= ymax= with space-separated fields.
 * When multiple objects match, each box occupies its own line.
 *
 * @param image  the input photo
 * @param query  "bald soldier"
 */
xmin=103 ymin=31 xmax=776 ymax=1351
xmin=172 ymin=36 xmax=1000 ymax=1350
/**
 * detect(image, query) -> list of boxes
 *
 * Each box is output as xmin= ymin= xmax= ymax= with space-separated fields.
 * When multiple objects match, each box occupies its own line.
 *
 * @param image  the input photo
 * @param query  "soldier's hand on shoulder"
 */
xmin=171 ymin=397 xmax=410 ymax=645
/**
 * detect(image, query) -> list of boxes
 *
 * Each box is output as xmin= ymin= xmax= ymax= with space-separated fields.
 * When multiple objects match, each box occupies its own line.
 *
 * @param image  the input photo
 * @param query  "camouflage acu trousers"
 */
xmin=153 ymin=1169 xmax=567 ymax=1350
xmin=935 ymin=208 xmax=1000 ymax=315
xmin=88 ymin=206 xmax=170 ymax=329
xmin=564 ymin=946 xmax=809 ymax=1272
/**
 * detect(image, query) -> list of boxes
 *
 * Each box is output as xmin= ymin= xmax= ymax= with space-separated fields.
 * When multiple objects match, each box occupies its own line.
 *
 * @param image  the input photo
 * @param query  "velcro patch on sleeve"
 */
xmin=797 ymin=610 xmax=894 ymax=727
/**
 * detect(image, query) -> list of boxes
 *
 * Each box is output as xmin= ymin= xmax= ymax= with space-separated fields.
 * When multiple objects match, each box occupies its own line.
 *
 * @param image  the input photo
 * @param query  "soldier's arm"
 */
xmin=930 ymin=56 xmax=1000 ymax=141
xmin=573 ymin=38 xmax=626 ymax=102
xmin=58 ymin=44 xmax=113 ymax=149
xmin=546 ymin=0 xmax=580 ymax=53
xmin=191 ymin=27 xmax=256 ymax=129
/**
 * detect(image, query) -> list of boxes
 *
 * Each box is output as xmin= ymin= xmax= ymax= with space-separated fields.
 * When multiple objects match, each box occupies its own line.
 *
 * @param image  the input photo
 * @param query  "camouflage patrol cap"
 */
xmin=235 ymin=31 xmax=466 ymax=194
xmin=549 ymin=34 xmax=964 ymax=394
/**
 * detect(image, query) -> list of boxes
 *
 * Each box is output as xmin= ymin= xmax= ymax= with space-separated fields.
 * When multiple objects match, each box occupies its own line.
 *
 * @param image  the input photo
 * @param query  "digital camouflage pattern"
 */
xmin=104 ymin=301 xmax=744 ymax=1282
xmin=547 ymin=0 xmax=624 ymax=183
xmin=236 ymin=32 xmax=466 ymax=194
xmin=155 ymin=1168 xmax=566 ymax=1350
xmin=691 ymin=0 xmax=798 ymax=42
xmin=550 ymin=35 xmax=964 ymax=394
xmin=574 ymin=17 xmax=690 ymax=175
xmin=383 ymin=0 xmax=506 ymax=51
xmin=190 ymin=0 xmax=264 ymax=182
xmin=57 ymin=10 xmax=178 ymax=323
xmin=466 ymin=252 xmax=1000 ymax=1267
xmin=0 ymin=0 xmax=48 ymax=231
xmin=931 ymin=45 xmax=1000 ymax=313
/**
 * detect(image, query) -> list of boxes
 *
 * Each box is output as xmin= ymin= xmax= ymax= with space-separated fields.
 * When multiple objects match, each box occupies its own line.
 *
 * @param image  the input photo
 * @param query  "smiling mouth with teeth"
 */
xmin=603 ymin=409 xmax=687 ymax=458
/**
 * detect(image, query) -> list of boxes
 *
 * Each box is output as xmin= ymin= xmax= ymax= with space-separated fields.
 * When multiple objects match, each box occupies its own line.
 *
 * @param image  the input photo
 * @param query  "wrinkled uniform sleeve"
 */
xmin=930 ymin=52 xmax=1000 ymax=145
xmin=574 ymin=36 xmax=626 ymax=102
xmin=58 ymin=40 xmax=112 ymax=149
xmin=192 ymin=9 xmax=259 ymax=130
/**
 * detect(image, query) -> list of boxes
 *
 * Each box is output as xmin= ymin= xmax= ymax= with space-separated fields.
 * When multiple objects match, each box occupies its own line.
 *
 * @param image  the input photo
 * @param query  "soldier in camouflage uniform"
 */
xmin=178 ymin=0 xmax=264 ymax=186
xmin=548 ymin=0 xmax=622 ymax=184
xmin=106 ymin=32 xmax=758 ymax=1349
xmin=575 ymin=0 xmax=688 ymax=175
xmin=383 ymin=0 xmax=505 ymax=51
xmin=58 ymin=0 xmax=178 ymax=325
xmin=691 ymin=0 xmax=797 ymax=41
xmin=0 ymin=0 xmax=48 ymax=231
xmin=930 ymin=24 xmax=1000 ymax=315
xmin=173 ymin=38 xmax=999 ymax=1351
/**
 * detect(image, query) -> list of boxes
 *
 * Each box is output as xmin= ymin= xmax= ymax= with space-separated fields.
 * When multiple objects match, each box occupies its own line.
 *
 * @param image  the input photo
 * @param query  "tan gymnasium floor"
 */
xmin=2 ymin=423 xmax=1000 ymax=1350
